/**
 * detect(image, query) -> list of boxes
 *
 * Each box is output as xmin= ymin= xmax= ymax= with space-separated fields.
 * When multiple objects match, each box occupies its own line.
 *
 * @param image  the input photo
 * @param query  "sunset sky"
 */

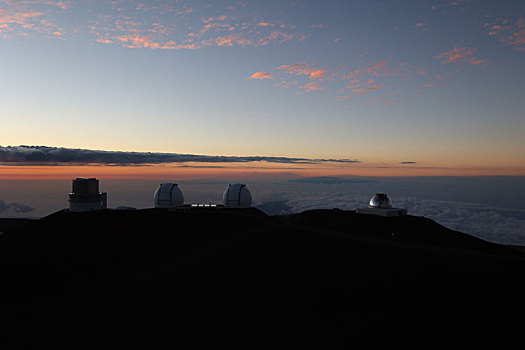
xmin=1 ymin=0 xmax=524 ymax=178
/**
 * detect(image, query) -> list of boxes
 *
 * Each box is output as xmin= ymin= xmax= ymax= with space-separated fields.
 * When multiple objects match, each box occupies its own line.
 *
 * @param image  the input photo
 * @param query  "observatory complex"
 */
xmin=64 ymin=180 xmax=406 ymax=216
xmin=151 ymin=182 xmax=253 ymax=208
xmin=65 ymin=179 xmax=408 ymax=217
xmin=356 ymin=193 xmax=407 ymax=217
xmin=67 ymin=179 xmax=255 ymax=211
xmin=68 ymin=178 xmax=107 ymax=212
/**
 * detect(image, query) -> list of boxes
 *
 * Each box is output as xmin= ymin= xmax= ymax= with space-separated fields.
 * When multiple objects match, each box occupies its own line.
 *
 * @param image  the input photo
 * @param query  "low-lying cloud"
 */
xmin=0 ymin=200 xmax=35 ymax=214
xmin=0 ymin=145 xmax=359 ymax=166
xmin=258 ymin=194 xmax=525 ymax=245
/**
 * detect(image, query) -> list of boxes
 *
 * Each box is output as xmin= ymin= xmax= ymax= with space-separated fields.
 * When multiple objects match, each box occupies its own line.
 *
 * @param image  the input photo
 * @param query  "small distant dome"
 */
xmin=154 ymin=183 xmax=184 ymax=208
xmin=369 ymin=193 xmax=392 ymax=209
xmin=223 ymin=184 xmax=252 ymax=207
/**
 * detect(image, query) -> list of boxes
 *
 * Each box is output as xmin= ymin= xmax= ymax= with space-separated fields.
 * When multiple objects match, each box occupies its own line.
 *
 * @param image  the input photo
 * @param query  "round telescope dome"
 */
xmin=223 ymin=183 xmax=252 ymax=207
xmin=369 ymin=193 xmax=392 ymax=209
xmin=154 ymin=183 xmax=184 ymax=208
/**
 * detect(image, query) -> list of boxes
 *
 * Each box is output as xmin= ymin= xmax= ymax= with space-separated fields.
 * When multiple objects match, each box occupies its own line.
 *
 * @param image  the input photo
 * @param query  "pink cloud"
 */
xmin=435 ymin=46 xmax=486 ymax=65
xmin=426 ymin=82 xmax=435 ymax=87
xmin=96 ymin=37 xmax=113 ymax=44
xmin=278 ymin=63 xmax=327 ymax=79
xmin=469 ymin=57 xmax=486 ymax=65
xmin=0 ymin=2 xmax=70 ymax=38
xmin=502 ymin=17 xmax=525 ymax=52
xmin=213 ymin=34 xmax=252 ymax=47
xmin=0 ymin=10 xmax=44 ymax=29
xmin=113 ymin=34 xmax=161 ymax=49
xmin=258 ymin=31 xmax=295 ymax=46
xmin=309 ymin=69 xmax=326 ymax=79
xmin=15 ymin=1 xmax=70 ymax=10
xmin=273 ymin=80 xmax=298 ymax=88
xmin=249 ymin=71 xmax=273 ymax=80
xmin=435 ymin=46 xmax=475 ymax=63
xmin=367 ymin=61 xmax=387 ymax=72
xmin=351 ymin=84 xmax=384 ymax=93
xmin=300 ymin=81 xmax=323 ymax=92
xmin=343 ymin=69 xmax=364 ymax=80
xmin=86 ymin=3 xmax=306 ymax=51
xmin=257 ymin=21 xmax=274 ymax=27
xmin=335 ymin=95 xmax=355 ymax=101
xmin=37 ymin=1 xmax=69 ymax=10
xmin=344 ymin=79 xmax=360 ymax=89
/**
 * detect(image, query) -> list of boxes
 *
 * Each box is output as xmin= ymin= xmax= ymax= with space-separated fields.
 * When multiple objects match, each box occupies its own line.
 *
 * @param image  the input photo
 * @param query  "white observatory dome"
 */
xmin=369 ymin=193 xmax=392 ymax=209
xmin=154 ymin=183 xmax=184 ymax=208
xmin=222 ymin=183 xmax=252 ymax=207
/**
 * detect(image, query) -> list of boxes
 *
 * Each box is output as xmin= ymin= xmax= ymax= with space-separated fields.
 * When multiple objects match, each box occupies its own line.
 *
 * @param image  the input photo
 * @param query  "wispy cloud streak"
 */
xmin=0 ymin=146 xmax=359 ymax=165
xmin=435 ymin=45 xmax=486 ymax=65
xmin=249 ymin=71 xmax=273 ymax=80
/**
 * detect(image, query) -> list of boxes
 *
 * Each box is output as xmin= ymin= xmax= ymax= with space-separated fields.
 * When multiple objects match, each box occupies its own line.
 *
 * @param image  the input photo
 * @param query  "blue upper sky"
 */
xmin=0 ymin=0 xmax=523 ymax=175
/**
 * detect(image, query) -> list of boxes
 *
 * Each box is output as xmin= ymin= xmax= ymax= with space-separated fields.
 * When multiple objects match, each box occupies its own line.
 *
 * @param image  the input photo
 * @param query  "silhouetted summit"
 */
xmin=1 ymin=208 xmax=524 ymax=348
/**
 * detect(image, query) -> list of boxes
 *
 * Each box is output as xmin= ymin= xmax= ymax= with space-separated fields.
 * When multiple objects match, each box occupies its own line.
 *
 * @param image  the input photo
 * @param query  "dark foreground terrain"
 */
xmin=1 ymin=208 xmax=525 ymax=348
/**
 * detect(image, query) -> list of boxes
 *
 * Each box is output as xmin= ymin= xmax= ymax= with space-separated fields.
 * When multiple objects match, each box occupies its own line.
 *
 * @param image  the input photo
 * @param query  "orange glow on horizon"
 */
xmin=0 ymin=162 xmax=524 ymax=180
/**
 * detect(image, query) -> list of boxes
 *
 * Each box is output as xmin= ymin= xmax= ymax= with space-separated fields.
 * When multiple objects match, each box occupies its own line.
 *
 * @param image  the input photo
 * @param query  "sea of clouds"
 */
xmin=257 ymin=194 xmax=525 ymax=245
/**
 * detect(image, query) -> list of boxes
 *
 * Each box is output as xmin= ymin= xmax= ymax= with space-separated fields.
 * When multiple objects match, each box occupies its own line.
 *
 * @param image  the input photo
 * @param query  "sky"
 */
xmin=0 ymin=0 xmax=524 ymax=178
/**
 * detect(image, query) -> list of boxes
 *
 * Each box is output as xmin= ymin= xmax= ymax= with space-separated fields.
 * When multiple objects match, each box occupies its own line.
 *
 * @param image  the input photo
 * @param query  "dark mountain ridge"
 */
xmin=1 ymin=208 xmax=524 ymax=348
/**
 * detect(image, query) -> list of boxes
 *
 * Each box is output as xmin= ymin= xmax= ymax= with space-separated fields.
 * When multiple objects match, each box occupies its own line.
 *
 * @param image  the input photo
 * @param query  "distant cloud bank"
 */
xmin=0 ymin=146 xmax=359 ymax=166
xmin=0 ymin=200 xmax=35 ymax=214
xmin=267 ymin=195 xmax=525 ymax=245
xmin=289 ymin=177 xmax=376 ymax=184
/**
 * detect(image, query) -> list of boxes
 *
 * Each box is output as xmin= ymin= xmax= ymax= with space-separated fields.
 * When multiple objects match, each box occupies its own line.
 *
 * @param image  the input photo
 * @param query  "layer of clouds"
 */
xmin=0 ymin=145 xmax=359 ymax=165
xmin=0 ymin=200 xmax=35 ymax=214
xmin=89 ymin=1 xmax=309 ymax=50
xmin=289 ymin=177 xmax=376 ymax=184
xmin=0 ymin=0 xmax=318 ymax=48
xmin=0 ymin=0 xmax=67 ymax=38
xmin=484 ymin=17 xmax=525 ymax=52
xmin=258 ymin=193 xmax=525 ymax=245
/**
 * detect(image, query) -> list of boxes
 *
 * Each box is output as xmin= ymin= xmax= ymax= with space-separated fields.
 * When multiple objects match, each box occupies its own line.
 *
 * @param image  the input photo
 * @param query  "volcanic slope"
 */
xmin=1 ymin=208 xmax=524 ymax=348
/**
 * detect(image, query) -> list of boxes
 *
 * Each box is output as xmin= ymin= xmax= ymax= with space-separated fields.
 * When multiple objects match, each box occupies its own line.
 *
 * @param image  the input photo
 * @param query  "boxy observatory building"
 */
xmin=68 ymin=178 xmax=107 ymax=212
